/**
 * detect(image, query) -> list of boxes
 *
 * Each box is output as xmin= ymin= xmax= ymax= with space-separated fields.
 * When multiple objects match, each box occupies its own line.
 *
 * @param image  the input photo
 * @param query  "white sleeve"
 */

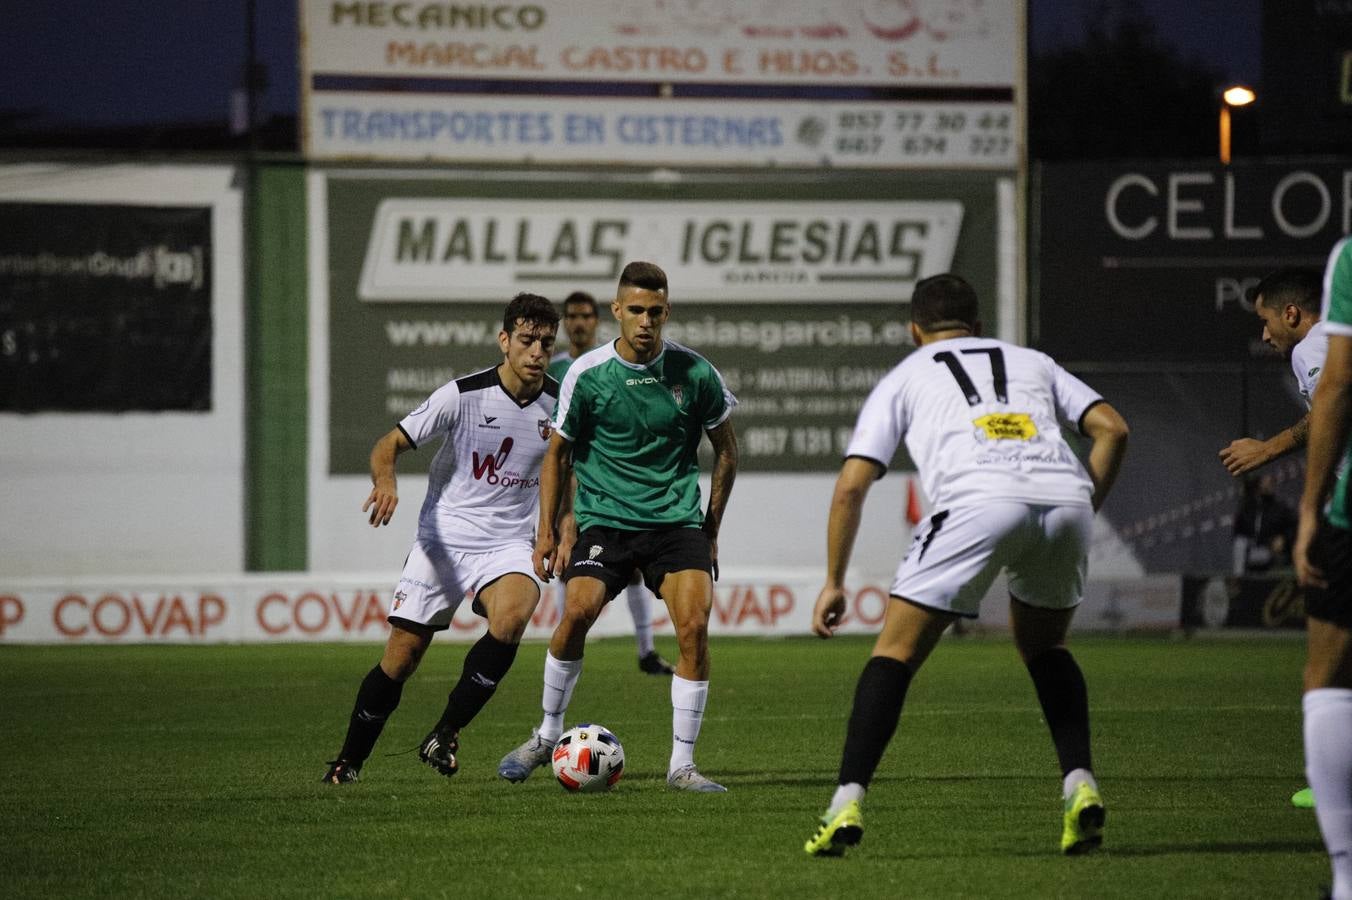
xmin=398 ymin=380 xmax=461 ymax=449
xmin=1291 ymin=336 xmax=1323 ymax=402
xmin=1048 ymin=358 xmax=1104 ymax=433
xmin=845 ymin=370 xmax=908 ymax=470
xmin=552 ymin=364 xmax=580 ymax=441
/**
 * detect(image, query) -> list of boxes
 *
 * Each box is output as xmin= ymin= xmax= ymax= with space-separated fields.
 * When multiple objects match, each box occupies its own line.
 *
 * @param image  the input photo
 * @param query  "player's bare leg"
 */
xmin=629 ymin=571 xmax=674 ymax=675
xmin=323 ymin=621 xmax=433 ymax=783
xmin=808 ymin=598 xmax=954 ymax=856
xmin=550 ymin=575 xmax=610 ymax=661
xmin=657 ymin=568 xmax=724 ymax=792
xmin=499 ymin=576 xmax=609 ymax=782
xmin=420 ymin=575 xmax=541 ymax=779
xmin=1010 ymin=597 xmax=1103 ymax=853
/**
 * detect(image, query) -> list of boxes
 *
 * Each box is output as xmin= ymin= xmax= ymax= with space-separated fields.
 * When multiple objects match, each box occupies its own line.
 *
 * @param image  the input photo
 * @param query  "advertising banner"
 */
xmin=1034 ymin=161 xmax=1352 ymax=363
xmin=1180 ymin=574 xmax=1308 ymax=632
xmin=0 ymin=572 xmax=1179 ymax=643
xmin=323 ymin=170 xmax=1003 ymax=473
xmin=302 ymin=0 xmax=1020 ymax=167
xmin=0 ymin=203 xmax=212 ymax=412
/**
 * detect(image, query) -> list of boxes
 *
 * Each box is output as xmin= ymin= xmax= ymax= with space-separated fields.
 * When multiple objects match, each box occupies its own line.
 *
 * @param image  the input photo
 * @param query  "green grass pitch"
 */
xmin=0 ymin=635 xmax=1326 ymax=898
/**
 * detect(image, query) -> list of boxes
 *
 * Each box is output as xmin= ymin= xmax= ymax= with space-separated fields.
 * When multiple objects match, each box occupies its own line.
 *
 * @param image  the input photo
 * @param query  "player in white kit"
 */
xmin=802 ymin=274 xmax=1130 ymax=857
xmin=1219 ymin=268 xmax=1328 ymax=478
xmin=322 ymin=293 xmax=560 ymax=784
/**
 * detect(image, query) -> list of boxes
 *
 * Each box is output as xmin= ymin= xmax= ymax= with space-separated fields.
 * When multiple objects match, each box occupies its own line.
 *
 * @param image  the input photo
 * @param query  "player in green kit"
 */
xmin=498 ymin=261 xmax=740 ymax=792
xmin=1294 ymin=235 xmax=1352 ymax=900
xmin=548 ymin=290 xmax=677 ymax=677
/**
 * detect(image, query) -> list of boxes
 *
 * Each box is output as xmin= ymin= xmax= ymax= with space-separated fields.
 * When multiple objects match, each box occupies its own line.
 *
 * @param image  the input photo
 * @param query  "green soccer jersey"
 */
xmin=1322 ymin=236 xmax=1352 ymax=528
xmin=547 ymin=351 xmax=578 ymax=384
xmin=555 ymin=339 xmax=736 ymax=532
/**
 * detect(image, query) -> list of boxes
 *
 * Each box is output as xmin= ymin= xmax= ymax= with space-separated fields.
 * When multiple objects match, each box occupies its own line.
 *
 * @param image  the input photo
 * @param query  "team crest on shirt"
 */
xmin=670 ymin=384 xmax=684 ymax=407
xmin=538 ymin=418 xmax=552 ymax=440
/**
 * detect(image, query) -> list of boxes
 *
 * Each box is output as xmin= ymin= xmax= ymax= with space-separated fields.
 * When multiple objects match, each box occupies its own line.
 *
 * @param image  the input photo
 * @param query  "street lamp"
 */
xmin=1219 ymin=85 xmax=1256 ymax=164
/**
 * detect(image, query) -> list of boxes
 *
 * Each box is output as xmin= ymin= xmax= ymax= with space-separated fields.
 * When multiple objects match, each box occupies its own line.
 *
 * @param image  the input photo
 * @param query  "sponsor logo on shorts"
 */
xmin=393 ymin=590 xmax=407 ymax=610
xmin=574 ymin=559 xmax=604 ymax=567
xmin=588 ymin=545 xmax=604 ymax=560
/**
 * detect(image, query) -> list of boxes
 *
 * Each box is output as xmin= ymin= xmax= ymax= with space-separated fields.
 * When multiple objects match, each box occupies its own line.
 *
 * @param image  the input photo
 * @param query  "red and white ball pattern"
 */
xmin=551 ymin=723 xmax=625 ymax=793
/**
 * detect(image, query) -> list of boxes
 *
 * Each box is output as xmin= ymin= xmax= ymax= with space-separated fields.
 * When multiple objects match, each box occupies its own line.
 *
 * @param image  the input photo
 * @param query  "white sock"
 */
xmin=626 ymin=584 xmax=655 ymax=657
xmin=1063 ymin=767 xmax=1098 ymax=800
xmin=1305 ymin=688 xmax=1352 ymax=900
xmin=829 ymin=783 xmax=865 ymax=816
xmin=669 ymin=675 xmax=708 ymax=773
xmin=539 ymin=651 xmax=583 ymax=742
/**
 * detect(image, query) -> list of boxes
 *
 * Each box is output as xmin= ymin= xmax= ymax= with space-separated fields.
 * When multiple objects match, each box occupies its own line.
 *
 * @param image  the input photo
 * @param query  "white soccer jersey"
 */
xmin=1292 ymin=319 xmax=1328 ymax=409
xmin=398 ymin=366 xmax=558 ymax=550
xmin=847 ymin=337 xmax=1102 ymax=509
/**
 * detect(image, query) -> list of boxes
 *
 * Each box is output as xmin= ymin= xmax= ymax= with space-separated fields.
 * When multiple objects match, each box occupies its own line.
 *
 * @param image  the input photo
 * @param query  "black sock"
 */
xmin=338 ymin=664 xmax=404 ymax=765
xmin=434 ymin=633 xmax=519 ymax=735
xmin=1025 ymin=646 xmax=1092 ymax=775
xmin=838 ymin=656 xmax=914 ymax=787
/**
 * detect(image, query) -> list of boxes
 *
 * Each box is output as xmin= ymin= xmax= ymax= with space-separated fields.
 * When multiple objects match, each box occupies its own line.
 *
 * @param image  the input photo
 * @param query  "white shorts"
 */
xmin=891 ymin=501 xmax=1092 ymax=618
xmin=389 ymin=538 xmax=543 ymax=631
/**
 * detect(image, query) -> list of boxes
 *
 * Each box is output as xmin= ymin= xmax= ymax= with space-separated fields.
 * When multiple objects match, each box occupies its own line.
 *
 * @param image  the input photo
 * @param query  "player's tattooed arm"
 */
xmin=1219 ymin=414 xmax=1309 ymax=477
xmin=1290 ymin=413 xmax=1311 ymax=447
xmin=703 ymin=419 xmax=739 ymax=577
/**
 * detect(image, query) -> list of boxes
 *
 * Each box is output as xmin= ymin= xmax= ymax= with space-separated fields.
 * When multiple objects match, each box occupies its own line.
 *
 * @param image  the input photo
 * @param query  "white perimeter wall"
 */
xmin=0 ymin=164 xmax=244 ymax=576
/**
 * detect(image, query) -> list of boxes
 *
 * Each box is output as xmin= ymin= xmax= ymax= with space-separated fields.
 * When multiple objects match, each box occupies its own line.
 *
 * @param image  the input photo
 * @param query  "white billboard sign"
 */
xmin=357 ymin=198 xmax=963 ymax=301
xmin=302 ymin=0 xmax=1021 ymax=166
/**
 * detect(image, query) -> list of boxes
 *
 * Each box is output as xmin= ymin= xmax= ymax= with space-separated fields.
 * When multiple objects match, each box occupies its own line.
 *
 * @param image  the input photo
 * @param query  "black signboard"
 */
xmin=1261 ymin=0 xmax=1352 ymax=155
xmin=1035 ymin=160 xmax=1350 ymax=363
xmin=0 ymin=203 xmax=212 ymax=412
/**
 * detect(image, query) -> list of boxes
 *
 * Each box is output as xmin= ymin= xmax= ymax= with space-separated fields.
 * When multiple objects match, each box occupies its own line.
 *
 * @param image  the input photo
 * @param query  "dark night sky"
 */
xmin=3 ymin=0 xmax=1260 ymax=129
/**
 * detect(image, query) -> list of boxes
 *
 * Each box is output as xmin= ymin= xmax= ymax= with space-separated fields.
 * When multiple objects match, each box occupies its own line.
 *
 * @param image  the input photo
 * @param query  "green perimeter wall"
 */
xmin=246 ymin=163 xmax=308 ymax=570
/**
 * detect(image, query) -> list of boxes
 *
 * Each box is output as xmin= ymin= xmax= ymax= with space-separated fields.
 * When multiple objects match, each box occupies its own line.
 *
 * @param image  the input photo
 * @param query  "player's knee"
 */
xmin=380 ymin=647 xmax=423 ymax=681
xmin=672 ymin=611 xmax=709 ymax=650
xmin=561 ymin=598 xmax=602 ymax=633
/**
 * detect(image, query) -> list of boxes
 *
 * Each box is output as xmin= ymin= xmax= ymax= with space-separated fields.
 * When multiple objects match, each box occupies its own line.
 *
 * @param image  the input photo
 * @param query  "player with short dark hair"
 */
xmin=1220 ymin=267 xmax=1326 ymax=477
xmin=321 ymin=293 xmax=560 ymax=784
xmin=1219 ymin=267 xmax=1325 ymax=809
xmin=497 ymin=260 xmax=740 ymax=792
xmin=1293 ymin=236 xmax=1352 ymax=900
xmin=803 ymin=273 xmax=1129 ymax=856
xmin=549 ymin=290 xmax=677 ymax=677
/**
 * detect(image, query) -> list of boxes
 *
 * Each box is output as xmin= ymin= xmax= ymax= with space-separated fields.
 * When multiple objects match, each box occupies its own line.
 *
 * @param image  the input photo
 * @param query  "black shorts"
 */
xmin=565 ymin=525 xmax=712 ymax=597
xmin=1306 ymin=519 xmax=1352 ymax=629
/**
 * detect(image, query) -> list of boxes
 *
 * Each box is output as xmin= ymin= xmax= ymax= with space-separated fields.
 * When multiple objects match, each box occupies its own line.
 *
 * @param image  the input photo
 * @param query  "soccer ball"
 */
xmin=551 ymin=723 xmax=625 ymax=793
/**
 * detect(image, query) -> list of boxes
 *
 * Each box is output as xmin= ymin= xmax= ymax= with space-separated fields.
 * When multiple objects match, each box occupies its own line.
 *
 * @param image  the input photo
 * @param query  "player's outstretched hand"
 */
xmin=1294 ymin=508 xmax=1327 ymax=589
xmin=812 ymin=586 xmax=847 ymax=639
xmin=1218 ymin=438 xmax=1268 ymax=476
xmin=362 ymin=482 xmax=398 ymax=527
xmin=533 ymin=531 xmax=557 ymax=582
